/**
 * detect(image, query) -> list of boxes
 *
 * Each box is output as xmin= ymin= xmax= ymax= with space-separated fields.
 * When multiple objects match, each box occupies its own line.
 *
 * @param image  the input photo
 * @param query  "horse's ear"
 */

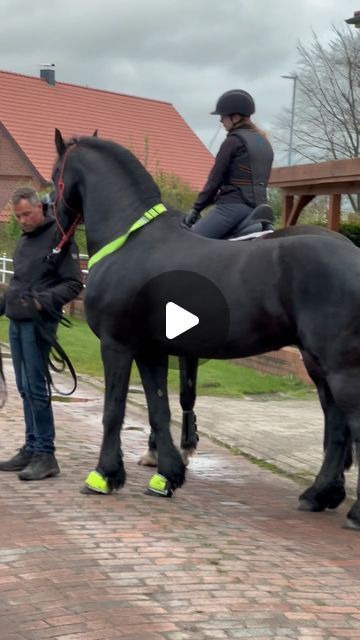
xmin=55 ymin=128 xmax=66 ymax=156
xmin=92 ymin=129 xmax=98 ymax=137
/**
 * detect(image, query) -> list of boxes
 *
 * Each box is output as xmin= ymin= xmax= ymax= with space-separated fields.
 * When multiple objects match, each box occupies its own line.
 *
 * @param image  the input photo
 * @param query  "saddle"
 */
xmin=227 ymin=204 xmax=274 ymax=241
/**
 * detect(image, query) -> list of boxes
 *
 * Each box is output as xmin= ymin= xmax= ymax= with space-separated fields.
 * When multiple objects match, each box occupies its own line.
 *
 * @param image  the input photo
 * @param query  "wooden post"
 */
xmin=287 ymin=195 xmax=315 ymax=226
xmin=282 ymin=194 xmax=294 ymax=226
xmin=328 ymin=194 xmax=341 ymax=231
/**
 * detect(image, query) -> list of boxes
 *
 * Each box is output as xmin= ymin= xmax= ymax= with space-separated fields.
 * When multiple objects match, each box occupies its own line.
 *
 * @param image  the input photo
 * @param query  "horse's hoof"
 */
xmin=344 ymin=505 xmax=360 ymax=530
xmin=80 ymin=484 xmax=109 ymax=495
xmin=138 ymin=450 xmax=158 ymax=467
xmin=144 ymin=473 xmax=174 ymax=498
xmin=298 ymin=484 xmax=346 ymax=512
xmin=324 ymin=486 xmax=346 ymax=510
xmin=181 ymin=447 xmax=196 ymax=466
xmin=298 ymin=498 xmax=322 ymax=512
xmin=344 ymin=518 xmax=360 ymax=531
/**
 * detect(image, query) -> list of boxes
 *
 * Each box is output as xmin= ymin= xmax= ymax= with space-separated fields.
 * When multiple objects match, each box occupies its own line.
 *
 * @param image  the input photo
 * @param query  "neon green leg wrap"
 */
xmin=84 ymin=470 xmax=110 ymax=494
xmin=146 ymin=473 xmax=173 ymax=497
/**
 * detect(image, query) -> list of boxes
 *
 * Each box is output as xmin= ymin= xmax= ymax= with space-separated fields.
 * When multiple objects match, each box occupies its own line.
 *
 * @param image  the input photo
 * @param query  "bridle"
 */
xmin=52 ymin=142 xmax=82 ymax=254
xmin=51 ymin=139 xmax=167 ymax=269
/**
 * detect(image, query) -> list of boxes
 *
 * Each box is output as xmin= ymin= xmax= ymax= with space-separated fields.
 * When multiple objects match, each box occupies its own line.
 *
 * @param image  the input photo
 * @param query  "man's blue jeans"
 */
xmin=9 ymin=320 xmax=57 ymax=454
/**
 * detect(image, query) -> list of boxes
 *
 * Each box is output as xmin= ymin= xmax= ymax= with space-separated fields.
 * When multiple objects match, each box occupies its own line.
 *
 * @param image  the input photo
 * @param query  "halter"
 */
xmin=52 ymin=142 xmax=82 ymax=254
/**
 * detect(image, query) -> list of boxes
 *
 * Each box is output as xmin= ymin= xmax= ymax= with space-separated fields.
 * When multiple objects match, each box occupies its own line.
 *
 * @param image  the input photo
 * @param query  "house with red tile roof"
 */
xmin=0 ymin=68 xmax=214 ymax=220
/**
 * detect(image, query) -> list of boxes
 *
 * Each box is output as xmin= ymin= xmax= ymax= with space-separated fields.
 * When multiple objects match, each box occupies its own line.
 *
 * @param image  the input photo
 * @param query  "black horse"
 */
xmin=53 ymin=130 xmax=360 ymax=529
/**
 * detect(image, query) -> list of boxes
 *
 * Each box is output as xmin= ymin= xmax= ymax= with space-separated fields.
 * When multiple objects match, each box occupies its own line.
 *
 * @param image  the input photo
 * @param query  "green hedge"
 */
xmin=339 ymin=222 xmax=360 ymax=247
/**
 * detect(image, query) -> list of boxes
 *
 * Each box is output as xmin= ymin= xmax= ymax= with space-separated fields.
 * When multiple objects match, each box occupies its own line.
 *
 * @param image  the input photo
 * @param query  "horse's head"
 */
xmin=52 ymin=129 xmax=84 ymax=233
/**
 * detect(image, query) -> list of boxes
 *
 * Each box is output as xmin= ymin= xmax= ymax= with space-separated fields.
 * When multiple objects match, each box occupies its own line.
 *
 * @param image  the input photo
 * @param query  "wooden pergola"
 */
xmin=269 ymin=158 xmax=360 ymax=230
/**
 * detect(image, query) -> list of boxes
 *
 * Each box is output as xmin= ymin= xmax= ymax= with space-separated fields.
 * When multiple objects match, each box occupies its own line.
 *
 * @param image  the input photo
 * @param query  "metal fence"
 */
xmin=0 ymin=255 xmax=13 ymax=286
xmin=0 ymin=254 xmax=89 ymax=287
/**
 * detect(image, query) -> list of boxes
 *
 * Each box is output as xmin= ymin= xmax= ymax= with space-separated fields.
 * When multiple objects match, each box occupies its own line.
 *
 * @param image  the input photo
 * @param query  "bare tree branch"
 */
xmin=272 ymin=25 xmax=360 ymax=204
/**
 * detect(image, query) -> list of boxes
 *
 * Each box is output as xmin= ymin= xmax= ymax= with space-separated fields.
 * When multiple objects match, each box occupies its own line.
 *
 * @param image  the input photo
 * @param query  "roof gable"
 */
xmin=0 ymin=69 xmax=213 ymax=190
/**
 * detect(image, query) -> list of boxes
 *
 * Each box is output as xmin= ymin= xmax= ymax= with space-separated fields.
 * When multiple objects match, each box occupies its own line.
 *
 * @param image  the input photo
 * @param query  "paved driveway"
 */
xmin=0 ymin=361 xmax=359 ymax=640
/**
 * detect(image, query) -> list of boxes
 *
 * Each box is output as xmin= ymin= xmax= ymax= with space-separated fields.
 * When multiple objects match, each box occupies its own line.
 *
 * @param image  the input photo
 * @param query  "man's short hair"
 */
xmin=10 ymin=186 xmax=41 ymax=207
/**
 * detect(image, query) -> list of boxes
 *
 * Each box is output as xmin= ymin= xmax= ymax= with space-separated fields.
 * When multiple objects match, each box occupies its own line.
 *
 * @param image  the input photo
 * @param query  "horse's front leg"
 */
xmin=81 ymin=339 xmax=133 ymax=495
xmin=179 ymin=355 xmax=199 ymax=465
xmin=137 ymin=352 xmax=186 ymax=496
xmin=137 ymin=352 xmax=159 ymax=467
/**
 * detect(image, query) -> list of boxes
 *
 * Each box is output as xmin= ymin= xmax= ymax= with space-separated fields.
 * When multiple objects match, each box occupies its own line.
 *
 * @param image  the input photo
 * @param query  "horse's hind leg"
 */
xmin=136 ymin=353 xmax=186 ymax=493
xmin=298 ymin=384 xmax=349 ymax=512
xmin=344 ymin=421 xmax=360 ymax=529
xmin=82 ymin=339 xmax=132 ymax=495
xmin=137 ymin=355 xmax=199 ymax=466
xmin=299 ymin=353 xmax=350 ymax=512
xmin=326 ymin=369 xmax=360 ymax=529
xmin=179 ymin=355 xmax=199 ymax=465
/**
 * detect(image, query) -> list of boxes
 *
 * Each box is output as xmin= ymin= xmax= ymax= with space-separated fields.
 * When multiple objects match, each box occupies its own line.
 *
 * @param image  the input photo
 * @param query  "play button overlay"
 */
xmin=166 ymin=302 xmax=199 ymax=339
xmin=132 ymin=270 xmax=230 ymax=369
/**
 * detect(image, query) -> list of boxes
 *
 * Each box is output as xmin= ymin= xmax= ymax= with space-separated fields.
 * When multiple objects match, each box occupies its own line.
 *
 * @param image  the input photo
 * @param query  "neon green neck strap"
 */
xmin=88 ymin=202 xmax=167 ymax=269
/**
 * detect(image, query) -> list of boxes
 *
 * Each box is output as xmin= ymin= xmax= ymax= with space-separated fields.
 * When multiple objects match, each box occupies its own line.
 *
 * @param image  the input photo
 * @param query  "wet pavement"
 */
xmin=0 ymin=355 xmax=360 ymax=640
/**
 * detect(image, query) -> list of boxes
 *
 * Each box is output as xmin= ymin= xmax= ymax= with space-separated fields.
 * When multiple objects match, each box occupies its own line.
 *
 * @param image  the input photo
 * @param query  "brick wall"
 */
xmin=235 ymin=347 xmax=313 ymax=385
xmin=0 ymin=127 xmax=42 ymax=214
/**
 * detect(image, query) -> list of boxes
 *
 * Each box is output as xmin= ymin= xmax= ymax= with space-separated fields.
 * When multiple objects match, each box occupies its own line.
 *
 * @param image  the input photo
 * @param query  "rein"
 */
xmin=53 ymin=143 xmax=82 ymax=254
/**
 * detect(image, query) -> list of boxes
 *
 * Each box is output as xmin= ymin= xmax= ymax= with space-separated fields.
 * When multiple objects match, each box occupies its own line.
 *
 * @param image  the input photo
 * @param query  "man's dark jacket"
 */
xmin=2 ymin=218 xmax=83 ymax=320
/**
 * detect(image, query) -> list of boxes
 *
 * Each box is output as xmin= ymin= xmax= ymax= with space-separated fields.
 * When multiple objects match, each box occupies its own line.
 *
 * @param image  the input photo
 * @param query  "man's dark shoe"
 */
xmin=18 ymin=452 xmax=60 ymax=481
xmin=0 ymin=446 xmax=33 ymax=471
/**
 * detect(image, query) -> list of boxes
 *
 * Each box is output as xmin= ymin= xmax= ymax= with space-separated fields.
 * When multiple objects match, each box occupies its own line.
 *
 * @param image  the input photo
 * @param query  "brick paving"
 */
xmin=0 ymin=359 xmax=360 ymax=639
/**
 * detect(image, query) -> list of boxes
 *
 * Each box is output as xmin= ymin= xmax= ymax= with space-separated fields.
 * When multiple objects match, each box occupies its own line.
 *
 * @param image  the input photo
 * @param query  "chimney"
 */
xmin=40 ymin=63 xmax=56 ymax=86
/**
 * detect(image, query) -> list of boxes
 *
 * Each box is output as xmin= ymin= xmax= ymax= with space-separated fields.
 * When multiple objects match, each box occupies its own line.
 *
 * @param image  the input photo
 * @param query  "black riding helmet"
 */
xmin=211 ymin=90 xmax=255 ymax=117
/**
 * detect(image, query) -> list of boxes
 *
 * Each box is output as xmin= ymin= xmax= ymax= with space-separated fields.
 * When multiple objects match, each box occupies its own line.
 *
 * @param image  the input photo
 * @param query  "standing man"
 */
xmin=0 ymin=186 xmax=83 ymax=480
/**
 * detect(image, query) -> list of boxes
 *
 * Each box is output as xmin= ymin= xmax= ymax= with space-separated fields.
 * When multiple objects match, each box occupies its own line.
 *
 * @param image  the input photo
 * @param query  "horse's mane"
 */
xmin=73 ymin=136 xmax=161 ymax=202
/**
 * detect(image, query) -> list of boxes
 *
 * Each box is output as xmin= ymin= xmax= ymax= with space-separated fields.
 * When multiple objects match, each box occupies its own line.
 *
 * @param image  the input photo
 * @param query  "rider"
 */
xmin=185 ymin=90 xmax=274 ymax=239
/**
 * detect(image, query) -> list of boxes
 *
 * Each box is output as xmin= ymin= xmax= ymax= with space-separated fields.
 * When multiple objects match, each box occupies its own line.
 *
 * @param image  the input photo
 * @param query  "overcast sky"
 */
xmin=1 ymin=0 xmax=357 ymax=158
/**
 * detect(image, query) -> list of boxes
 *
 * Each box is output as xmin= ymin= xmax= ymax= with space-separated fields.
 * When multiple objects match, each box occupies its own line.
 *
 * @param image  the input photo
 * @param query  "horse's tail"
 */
xmin=0 ymin=343 xmax=7 ymax=408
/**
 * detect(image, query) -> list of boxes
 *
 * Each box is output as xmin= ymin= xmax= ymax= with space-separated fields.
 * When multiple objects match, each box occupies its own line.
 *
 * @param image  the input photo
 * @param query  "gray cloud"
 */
xmin=1 ymin=0 xmax=356 ymax=155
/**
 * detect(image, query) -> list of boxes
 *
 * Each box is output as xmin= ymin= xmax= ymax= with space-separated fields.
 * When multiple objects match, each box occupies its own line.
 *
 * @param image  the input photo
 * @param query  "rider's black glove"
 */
xmin=184 ymin=209 xmax=201 ymax=228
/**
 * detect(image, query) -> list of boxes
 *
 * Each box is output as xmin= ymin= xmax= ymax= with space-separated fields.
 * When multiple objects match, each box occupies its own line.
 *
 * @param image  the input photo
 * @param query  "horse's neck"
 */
xmin=75 ymin=144 xmax=160 ymax=255
xmin=82 ymin=182 xmax=155 ymax=256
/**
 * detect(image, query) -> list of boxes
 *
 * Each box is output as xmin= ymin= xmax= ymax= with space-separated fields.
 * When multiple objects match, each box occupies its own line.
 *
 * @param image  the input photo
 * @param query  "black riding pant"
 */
xmin=191 ymin=203 xmax=255 ymax=239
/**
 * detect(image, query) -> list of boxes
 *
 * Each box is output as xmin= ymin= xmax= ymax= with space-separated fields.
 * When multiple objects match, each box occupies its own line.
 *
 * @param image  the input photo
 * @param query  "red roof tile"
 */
xmin=0 ymin=69 xmax=213 ymax=191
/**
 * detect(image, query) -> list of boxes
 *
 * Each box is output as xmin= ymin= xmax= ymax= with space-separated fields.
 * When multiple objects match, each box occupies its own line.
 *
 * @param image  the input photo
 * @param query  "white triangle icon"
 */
xmin=166 ymin=302 xmax=199 ymax=339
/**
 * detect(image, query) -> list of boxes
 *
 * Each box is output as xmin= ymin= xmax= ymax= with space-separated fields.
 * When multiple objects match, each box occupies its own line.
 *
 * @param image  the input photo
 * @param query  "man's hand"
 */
xmin=184 ymin=210 xmax=201 ymax=228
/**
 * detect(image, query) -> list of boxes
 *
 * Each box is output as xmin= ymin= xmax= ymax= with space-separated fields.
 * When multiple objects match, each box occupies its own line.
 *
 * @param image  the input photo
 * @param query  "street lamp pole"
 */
xmin=282 ymin=74 xmax=297 ymax=166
